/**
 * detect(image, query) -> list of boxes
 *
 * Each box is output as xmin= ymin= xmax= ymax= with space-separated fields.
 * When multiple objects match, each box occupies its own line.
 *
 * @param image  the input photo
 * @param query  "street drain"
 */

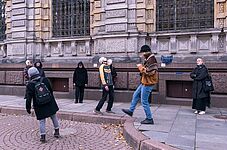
xmin=213 ymin=115 xmax=227 ymax=120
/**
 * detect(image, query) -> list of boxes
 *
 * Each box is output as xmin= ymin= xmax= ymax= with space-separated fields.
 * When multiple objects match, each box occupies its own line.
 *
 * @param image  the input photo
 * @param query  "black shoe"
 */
xmin=54 ymin=128 xmax=60 ymax=138
xmin=122 ymin=109 xmax=133 ymax=117
xmin=40 ymin=134 xmax=46 ymax=143
xmin=141 ymin=118 xmax=154 ymax=124
xmin=75 ymin=100 xmax=78 ymax=103
xmin=79 ymin=101 xmax=83 ymax=103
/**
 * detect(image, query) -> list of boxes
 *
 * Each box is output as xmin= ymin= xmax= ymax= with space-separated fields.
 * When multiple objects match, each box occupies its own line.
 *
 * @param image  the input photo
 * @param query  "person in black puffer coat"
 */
xmin=73 ymin=61 xmax=88 ymax=103
xmin=25 ymin=67 xmax=60 ymax=143
xmin=190 ymin=58 xmax=211 ymax=115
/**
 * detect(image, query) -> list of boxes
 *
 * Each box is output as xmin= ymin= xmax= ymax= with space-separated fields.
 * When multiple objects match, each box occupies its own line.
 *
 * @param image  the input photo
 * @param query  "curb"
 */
xmin=0 ymin=106 xmax=178 ymax=150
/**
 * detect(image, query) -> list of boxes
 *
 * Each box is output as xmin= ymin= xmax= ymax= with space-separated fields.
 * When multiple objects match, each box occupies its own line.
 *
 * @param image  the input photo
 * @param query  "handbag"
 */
xmin=204 ymin=75 xmax=214 ymax=92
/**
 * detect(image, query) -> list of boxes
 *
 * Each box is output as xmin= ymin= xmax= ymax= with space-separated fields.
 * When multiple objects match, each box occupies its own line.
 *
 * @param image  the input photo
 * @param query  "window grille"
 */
xmin=0 ymin=0 xmax=6 ymax=41
xmin=156 ymin=0 xmax=214 ymax=31
xmin=52 ymin=0 xmax=90 ymax=37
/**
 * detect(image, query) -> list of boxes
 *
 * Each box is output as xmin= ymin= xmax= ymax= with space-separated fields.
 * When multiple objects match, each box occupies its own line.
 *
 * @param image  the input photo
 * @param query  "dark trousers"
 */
xmin=95 ymin=85 xmax=114 ymax=111
xmin=75 ymin=86 xmax=85 ymax=103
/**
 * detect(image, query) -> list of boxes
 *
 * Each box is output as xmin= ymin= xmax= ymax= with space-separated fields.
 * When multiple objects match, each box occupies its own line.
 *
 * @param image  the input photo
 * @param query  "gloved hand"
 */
xmin=27 ymin=109 xmax=31 ymax=114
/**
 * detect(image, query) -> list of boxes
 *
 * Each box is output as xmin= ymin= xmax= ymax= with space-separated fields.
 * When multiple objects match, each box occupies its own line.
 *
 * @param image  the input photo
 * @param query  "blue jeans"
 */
xmin=39 ymin=114 xmax=59 ymax=135
xmin=129 ymin=84 xmax=153 ymax=119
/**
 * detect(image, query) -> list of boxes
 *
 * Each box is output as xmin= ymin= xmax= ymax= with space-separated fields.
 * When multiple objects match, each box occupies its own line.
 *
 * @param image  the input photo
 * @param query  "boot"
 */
xmin=40 ymin=134 xmax=46 ymax=143
xmin=54 ymin=128 xmax=60 ymax=138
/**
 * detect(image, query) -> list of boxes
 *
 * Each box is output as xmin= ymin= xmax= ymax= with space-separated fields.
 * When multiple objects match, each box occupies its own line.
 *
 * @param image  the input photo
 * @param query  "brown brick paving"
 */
xmin=0 ymin=113 xmax=133 ymax=150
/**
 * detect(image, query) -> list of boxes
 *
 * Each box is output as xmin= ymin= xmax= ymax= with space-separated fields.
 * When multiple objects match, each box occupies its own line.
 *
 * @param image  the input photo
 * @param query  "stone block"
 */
xmin=12 ymin=32 xmax=26 ymax=39
xmin=106 ymin=9 xmax=126 ymax=18
xmin=107 ymin=0 xmax=125 ymax=5
xmin=12 ymin=8 xmax=25 ymax=16
xmin=106 ymin=24 xmax=126 ymax=32
xmin=128 ymin=72 xmax=140 ymax=89
xmin=5 ymin=71 xmax=24 ymax=85
xmin=0 ymin=72 xmax=5 ymax=84
xmin=115 ymin=72 xmax=128 ymax=89
xmin=88 ymin=72 xmax=100 ymax=88
xmin=211 ymin=73 xmax=227 ymax=94
xmin=106 ymin=38 xmax=126 ymax=52
xmin=12 ymin=20 xmax=26 ymax=27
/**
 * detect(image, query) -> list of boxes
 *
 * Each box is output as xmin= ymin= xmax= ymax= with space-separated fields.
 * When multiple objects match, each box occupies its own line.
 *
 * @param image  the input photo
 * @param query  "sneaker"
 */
xmin=199 ymin=111 xmax=205 ymax=115
xmin=141 ymin=118 xmax=154 ymax=125
xmin=93 ymin=109 xmax=103 ymax=115
xmin=122 ymin=109 xmax=133 ymax=116
xmin=194 ymin=110 xmax=198 ymax=114
xmin=106 ymin=110 xmax=115 ymax=114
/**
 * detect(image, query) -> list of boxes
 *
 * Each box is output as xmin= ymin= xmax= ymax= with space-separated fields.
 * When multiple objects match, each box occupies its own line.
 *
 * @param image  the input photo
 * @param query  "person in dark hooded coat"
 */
xmin=73 ymin=61 xmax=88 ymax=103
xmin=34 ymin=61 xmax=45 ymax=77
xmin=190 ymin=58 xmax=211 ymax=115
xmin=25 ymin=67 xmax=60 ymax=143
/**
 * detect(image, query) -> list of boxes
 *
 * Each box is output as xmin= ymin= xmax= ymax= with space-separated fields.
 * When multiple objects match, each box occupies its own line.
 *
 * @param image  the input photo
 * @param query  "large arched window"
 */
xmin=0 ymin=0 xmax=6 ymax=41
xmin=52 ymin=0 xmax=90 ymax=37
xmin=156 ymin=0 xmax=214 ymax=31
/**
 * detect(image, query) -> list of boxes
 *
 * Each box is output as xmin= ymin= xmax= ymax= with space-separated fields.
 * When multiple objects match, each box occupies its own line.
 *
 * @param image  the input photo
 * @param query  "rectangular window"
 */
xmin=156 ymin=0 xmax=214 ymax=31
xmin=52 ymin=0 xmax=90 ymax=37
xmin=0 ymin=0 xmax=6 ymax=41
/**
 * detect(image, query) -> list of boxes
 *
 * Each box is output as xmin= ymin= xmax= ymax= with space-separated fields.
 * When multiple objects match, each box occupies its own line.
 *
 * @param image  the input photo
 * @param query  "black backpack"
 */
xmin=32 ymin=78 xmax=52 ymax=105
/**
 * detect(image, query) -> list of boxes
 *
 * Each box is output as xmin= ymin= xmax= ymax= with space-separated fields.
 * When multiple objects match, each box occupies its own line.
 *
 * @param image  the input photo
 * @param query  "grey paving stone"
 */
xmin=196 ymin=127 xmax=227 ymax=136
xmin=138 ymin=119 xmax=173 ymax=132
xmin=196 ymin=119 xmax=227 ymax=129
xmin=196 ymin=141 xmax=227 ymax=150
xmin=196 ymin=133 xmax=227 ymax=144
xmin=142 ymin=130 xmax=168 ymax=143
xmin=166 ymin=134 xmax=195 ymax=149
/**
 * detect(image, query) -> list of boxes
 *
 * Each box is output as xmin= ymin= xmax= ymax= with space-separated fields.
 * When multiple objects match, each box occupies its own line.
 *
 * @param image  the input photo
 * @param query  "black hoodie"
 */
xmin=34 ymin=61 xmax=45 ymax=77
xmin=73 ymin=62 xmax=88 ymax=86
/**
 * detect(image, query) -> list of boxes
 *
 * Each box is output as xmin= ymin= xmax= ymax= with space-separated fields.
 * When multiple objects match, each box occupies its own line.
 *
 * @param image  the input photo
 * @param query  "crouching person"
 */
xmin=25 ymin=67 xmax=60 ymax=143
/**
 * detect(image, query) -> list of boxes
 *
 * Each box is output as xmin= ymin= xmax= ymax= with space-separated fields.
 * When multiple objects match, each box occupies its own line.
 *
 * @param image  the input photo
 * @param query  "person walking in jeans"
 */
xmin=25 ymin=67 xmax=60 ymax=143
xmin=122 ymin=45 xmax=159 ymax=124
xmin=94 ymin=57 xmax=115 ymax=115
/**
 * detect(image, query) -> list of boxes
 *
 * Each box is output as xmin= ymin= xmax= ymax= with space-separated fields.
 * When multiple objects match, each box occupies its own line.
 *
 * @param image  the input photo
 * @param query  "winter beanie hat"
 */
xmin=140 ymin=45 xmax=151 ymax=53
xmin=28 ymin=67 xmax=40 ymax=77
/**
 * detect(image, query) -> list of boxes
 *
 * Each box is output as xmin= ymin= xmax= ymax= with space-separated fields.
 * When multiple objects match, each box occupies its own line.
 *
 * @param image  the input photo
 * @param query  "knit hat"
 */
xmin=140 ymin=45 xmax=151 ymax=53
xmin=99 ymin=57 xmax=107 ymax=64
xmin=107 ymin=59 xmax=112 ymax=65
xmin=28 ymin=67 xmax=40 ymax=77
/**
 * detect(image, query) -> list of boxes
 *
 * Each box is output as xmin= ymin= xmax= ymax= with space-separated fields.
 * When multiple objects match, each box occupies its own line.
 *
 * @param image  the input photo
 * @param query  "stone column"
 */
xmin=85 ymin=40 xmax=91 ymax=56
xmin=151 ymin=36 xmax=158 ymax=54
xmin=211 ymin=33 xmax=219 ymax=53
xmin=189 ymin=35 xmax=197 ymax=53
xmin=71 ymin=41 xmax=77 ymax=56
xmin=58 ymin=42 xmax=63 ymax=57
xmin=170 ymin=36 xmax=177 ymax=54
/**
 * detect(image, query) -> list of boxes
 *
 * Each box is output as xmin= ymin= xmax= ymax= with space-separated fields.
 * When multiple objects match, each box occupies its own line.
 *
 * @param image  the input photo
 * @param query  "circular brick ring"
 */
xmin=0 ymin=114 xmax=132 ymax=150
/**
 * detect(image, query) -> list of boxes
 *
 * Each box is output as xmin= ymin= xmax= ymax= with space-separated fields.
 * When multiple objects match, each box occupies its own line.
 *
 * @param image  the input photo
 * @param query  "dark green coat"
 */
xmin=26 ymin=76 xmax=59 ymax=120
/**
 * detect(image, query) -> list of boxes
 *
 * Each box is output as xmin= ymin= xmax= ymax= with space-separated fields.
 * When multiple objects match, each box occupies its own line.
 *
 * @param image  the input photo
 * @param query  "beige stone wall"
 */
xmin=215 ymin=0 xmax=227 ymax=28
xmin=34 ymin=0 xmax=51 ymax=39
xmin=136 ymin=0 xmax=155 ymax=32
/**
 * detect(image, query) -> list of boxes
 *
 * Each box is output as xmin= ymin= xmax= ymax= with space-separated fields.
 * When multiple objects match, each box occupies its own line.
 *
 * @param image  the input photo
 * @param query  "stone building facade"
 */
xmin=0 ymin=0 xmax=227 ymax=107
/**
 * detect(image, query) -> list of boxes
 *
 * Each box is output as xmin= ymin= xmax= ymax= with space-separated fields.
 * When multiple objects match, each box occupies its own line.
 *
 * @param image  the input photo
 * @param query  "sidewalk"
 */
xmin=0 ymin=95 xmax=227 ymax=150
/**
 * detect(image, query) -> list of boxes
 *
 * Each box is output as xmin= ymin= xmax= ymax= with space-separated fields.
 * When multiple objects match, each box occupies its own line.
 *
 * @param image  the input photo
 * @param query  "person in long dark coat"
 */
xmin=25 ymin=67 xmax=60 ymax=143
xmin=73 ymin=61 xmax=88 ymax=103
xmin=34 ymin=61 xmax=45 ymax=77
xmin=190 ymin=58 xmax=210 ymax=115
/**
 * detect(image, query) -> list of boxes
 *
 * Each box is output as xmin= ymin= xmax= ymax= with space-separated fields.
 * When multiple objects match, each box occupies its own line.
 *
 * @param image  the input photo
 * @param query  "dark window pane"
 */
xmin=0 ymin=0 xmax=6 ymax=41
xmin=52 ymin=0 xmax=90 ymax=37
xmin=156 ymin=0 xmax=214 ymax=31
